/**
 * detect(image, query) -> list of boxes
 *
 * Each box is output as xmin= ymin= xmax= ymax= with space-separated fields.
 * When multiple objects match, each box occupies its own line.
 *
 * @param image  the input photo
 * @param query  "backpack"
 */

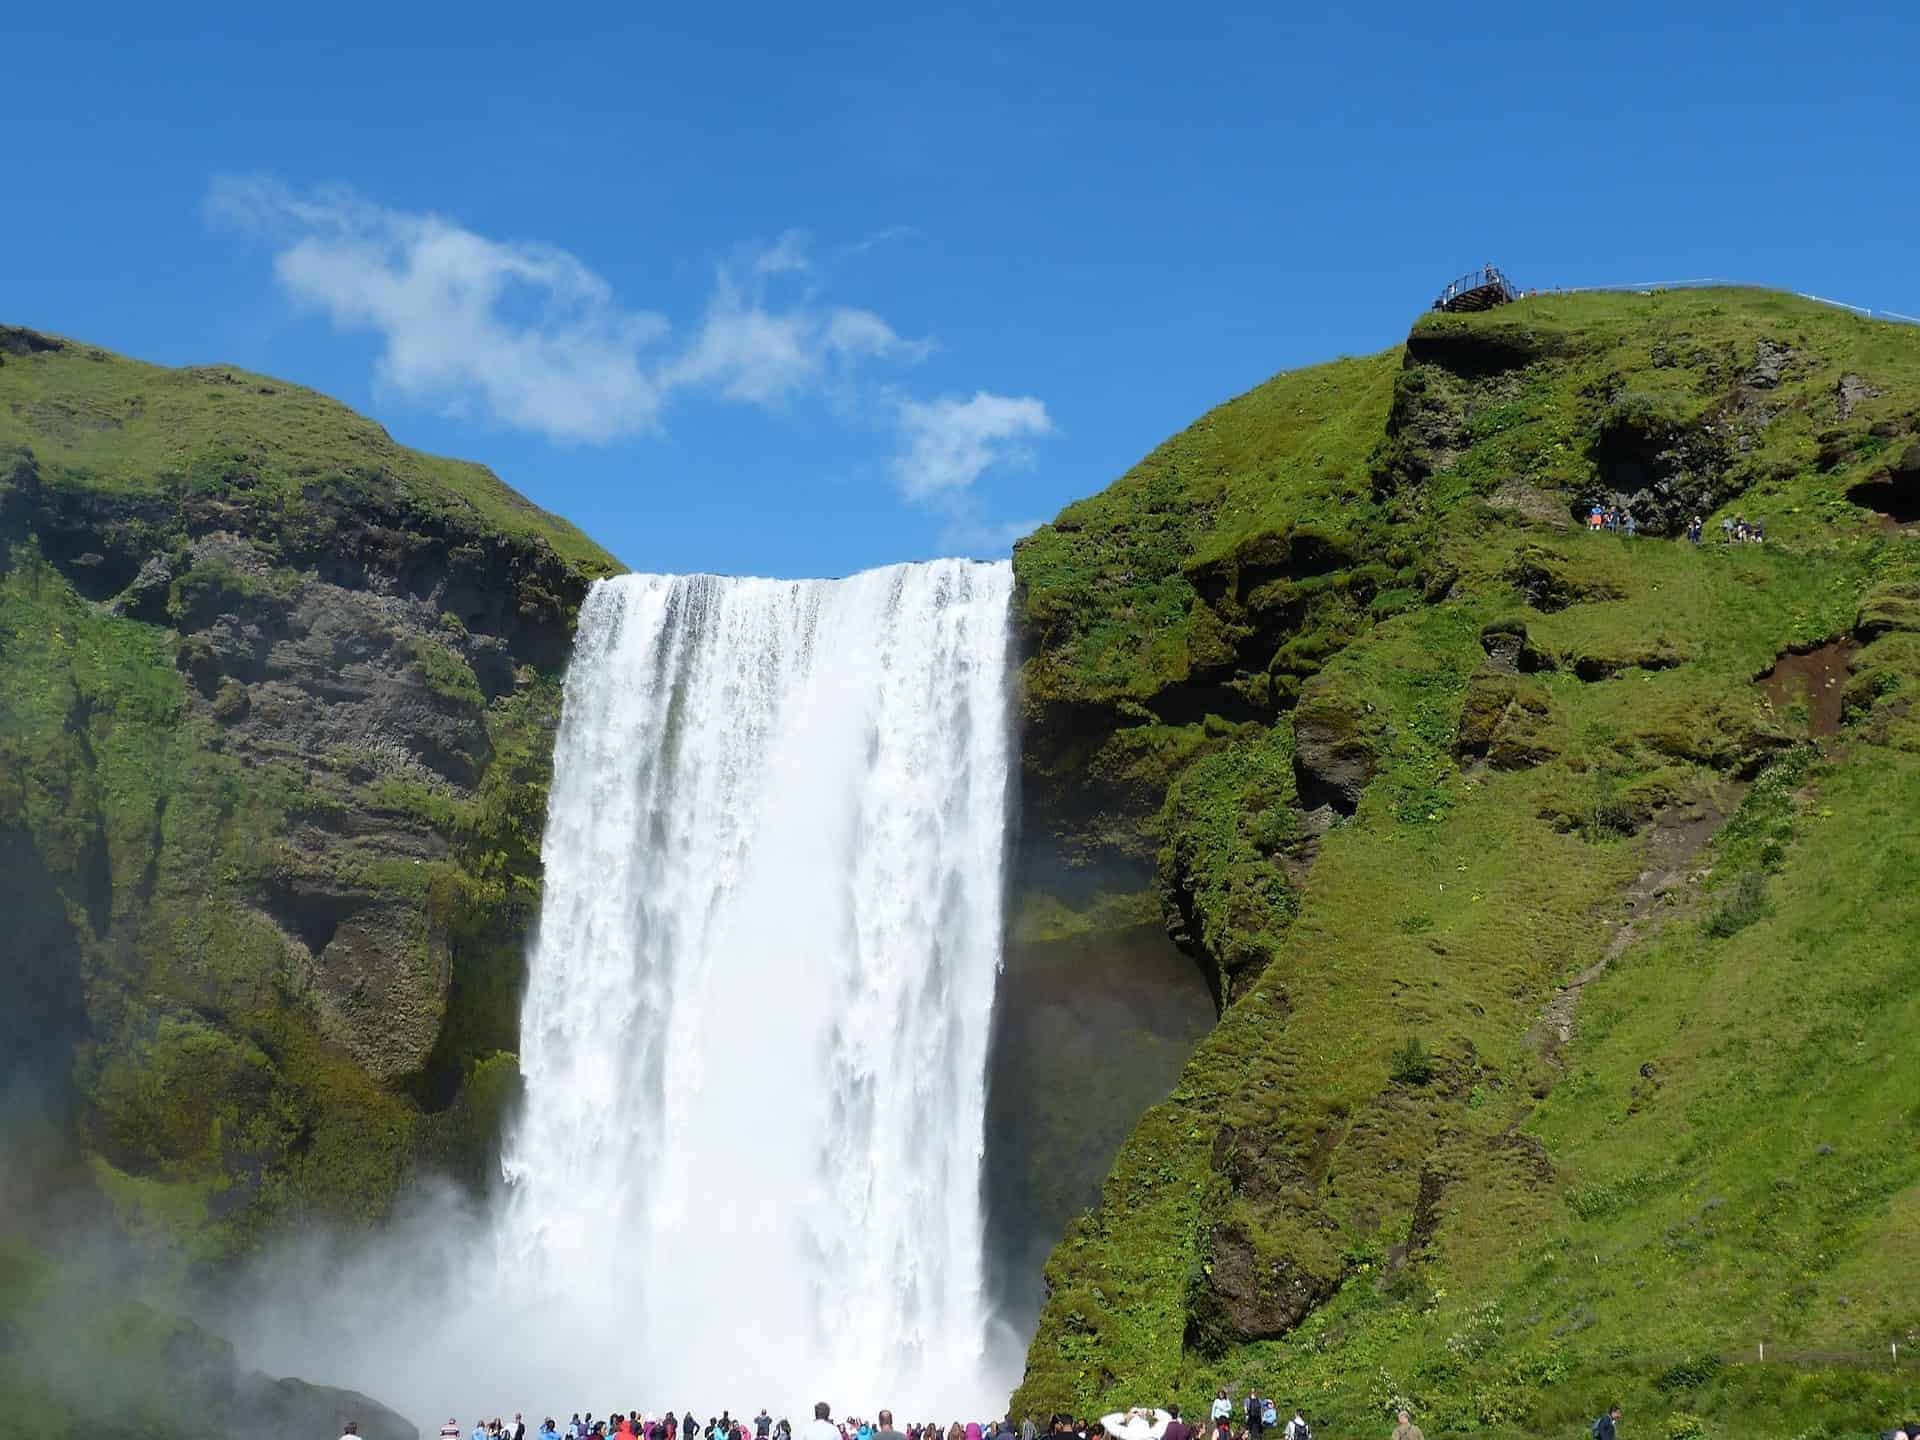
xmin=1290 ymin=1422 xmax=1309 ymax=1440
xmin=1592 ymin=1421 xmax=1607 ymax=1440
xmin=1260 ymin=1404 xmax=1277 ymax=1429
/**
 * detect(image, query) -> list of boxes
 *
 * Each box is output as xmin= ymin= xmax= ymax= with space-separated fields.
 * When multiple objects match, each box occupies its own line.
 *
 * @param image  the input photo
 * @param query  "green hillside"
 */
xmin=0 ymin=326 xmax=616 ymax=574
xmin=0 ymin=324 xmax=618 ymax=1263
xmin=1009 ymin=289 xmax=1920 ymax=1437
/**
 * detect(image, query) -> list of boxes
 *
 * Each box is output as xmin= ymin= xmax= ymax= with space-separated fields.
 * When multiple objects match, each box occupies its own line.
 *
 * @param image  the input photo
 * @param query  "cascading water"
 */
xmin=497 ymin=559 xmax=1017 ymax=1412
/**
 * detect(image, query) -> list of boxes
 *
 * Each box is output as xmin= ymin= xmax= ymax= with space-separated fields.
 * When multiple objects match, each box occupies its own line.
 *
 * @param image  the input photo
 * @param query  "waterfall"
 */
xmin=497 ymin=559 xmax=1017 ymax=1412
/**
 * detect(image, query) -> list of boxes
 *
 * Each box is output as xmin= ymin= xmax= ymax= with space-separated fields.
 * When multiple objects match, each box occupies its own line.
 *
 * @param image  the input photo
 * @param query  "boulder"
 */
xmin=1291 ymin=689 xmax=1380 ymax=814
xmin=1855 ymin=581 xmax=1920 ymax=641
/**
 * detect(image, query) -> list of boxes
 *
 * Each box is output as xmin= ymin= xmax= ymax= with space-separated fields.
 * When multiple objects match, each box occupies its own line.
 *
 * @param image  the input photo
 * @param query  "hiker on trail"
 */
xmin=1593 ymin=1405 xmax=1622 ymax=1440
xmin=1391 ymin=1411 xmax=1423 ymax=1440
xmin=1687 ymin=515 xmax=1703 ymax=544
xmin=1210 ymin=1392 xmax=1231 ymax=1425
xmin=1281 ymin=1412 xmax=1310 ymax=1440
xmin=1245 ymin=1391 xmax=1266 ymax=1439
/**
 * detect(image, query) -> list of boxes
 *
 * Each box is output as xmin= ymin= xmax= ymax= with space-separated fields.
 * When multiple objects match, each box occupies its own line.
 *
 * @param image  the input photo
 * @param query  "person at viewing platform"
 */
xmin=802 ymin=1404 xmax=840 ymax=1440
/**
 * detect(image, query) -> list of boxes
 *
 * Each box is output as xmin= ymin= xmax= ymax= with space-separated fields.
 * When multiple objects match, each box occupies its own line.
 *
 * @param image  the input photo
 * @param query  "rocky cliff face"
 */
xmin=0 ymin=326 xmax=619 ymax=1252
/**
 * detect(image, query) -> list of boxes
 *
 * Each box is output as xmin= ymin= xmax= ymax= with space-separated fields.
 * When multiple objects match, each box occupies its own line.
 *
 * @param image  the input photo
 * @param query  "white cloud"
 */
xmin=893 ymin=391 xmax=1052 ymax=500
xmin=664 ymin=270 xmax=822 ymax=405
xmin=752 ymin=229 xmax=811 ymax=276
xmin=207 ymin=176 xmax=929 ymax=444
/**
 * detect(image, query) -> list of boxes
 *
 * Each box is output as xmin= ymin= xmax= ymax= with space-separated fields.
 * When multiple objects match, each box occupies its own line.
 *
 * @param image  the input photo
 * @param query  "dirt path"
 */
xmin=1531 ymin=794 xmax=1740 ymax=1064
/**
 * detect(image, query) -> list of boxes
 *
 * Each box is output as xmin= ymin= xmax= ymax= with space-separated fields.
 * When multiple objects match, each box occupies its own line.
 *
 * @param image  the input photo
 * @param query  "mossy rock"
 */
xmin=1854 ymin=580 xmax=1920 ymax=640
xmin=1290 ymin=685 xmax=1382 ymax=813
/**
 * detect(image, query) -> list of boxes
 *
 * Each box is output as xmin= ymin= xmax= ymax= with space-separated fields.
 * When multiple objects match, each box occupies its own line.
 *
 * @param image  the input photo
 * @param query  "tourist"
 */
xmin=339 ymin=1424 xmax=360 ymax=1440
xmin=474 ymin=1419 xmax=491 ymax=1440
xmin=873 ymin=1412 xmax=906 ymax=1440
xmin=1244 ymin=1392 xmax=1266 ymax=1440
xmin=1281 ymin=1412 xmax=1309 ymax=1440
xmin=1721 ymin=516 xmax=1734 ymax=542
xmin=802 ymin=1405 xmax=842 ymax=1440
xmin=1687 ymin=515 xmax=1703 ymax=544
xmin=516 ymin=1413 xmax=529 ymax=1440
xmin=1210 ymin=1392 xmax=1231 ymax=1425
xmin=758 ymin=1413 xmax=773 ymax=1440
xmin=1390 ymin=1411 xmax=1423 ymax=1440
xmin=1592 ymin=1405 xmax=1622 ymax=1440
xmin=443 ymin=1421 xmax=463 ymax=1440
xmin=1161 ymin=1406 xmax=1192 ymax=1440
xmin=1023 ymin=1417 xmax=1038 ymax=1440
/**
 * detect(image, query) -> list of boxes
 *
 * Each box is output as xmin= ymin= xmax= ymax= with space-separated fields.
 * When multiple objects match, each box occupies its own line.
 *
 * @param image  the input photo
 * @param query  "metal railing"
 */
xmin=1433 ymin=265 xmax=1520 ymax=309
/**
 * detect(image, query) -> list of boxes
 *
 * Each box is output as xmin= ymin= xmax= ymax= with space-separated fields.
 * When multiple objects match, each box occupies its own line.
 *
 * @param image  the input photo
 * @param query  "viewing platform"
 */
xmin=1434 ymin=264 xmax=1519 ymax=313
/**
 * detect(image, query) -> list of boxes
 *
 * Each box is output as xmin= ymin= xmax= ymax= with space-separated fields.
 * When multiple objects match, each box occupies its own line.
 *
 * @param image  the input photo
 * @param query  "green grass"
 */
xmin=0 ymin=330 xmax=620 ymax=575
xmin=1012 ymin=289 xmax=1920 ymax=1436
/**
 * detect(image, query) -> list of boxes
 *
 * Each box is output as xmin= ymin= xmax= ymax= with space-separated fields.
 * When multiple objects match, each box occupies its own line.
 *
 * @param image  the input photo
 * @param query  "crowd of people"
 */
xmin=411 ymin=1395 xmax=1403 ymax=1440
xmin=1583 ymin=503 xmax=1767 ymax=545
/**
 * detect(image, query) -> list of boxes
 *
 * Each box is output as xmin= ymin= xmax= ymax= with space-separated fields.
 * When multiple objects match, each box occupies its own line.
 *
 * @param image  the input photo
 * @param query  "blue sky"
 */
xmin=9 ymin=2 xmax=1917 ymax=577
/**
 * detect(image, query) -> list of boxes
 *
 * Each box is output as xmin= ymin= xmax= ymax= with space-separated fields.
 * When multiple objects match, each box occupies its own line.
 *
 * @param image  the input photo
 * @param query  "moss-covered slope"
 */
xmin=1010 ymin=290 xmax=1920 ymax=1436
xmin=0 ymin=324 xmax=620 ymax=1258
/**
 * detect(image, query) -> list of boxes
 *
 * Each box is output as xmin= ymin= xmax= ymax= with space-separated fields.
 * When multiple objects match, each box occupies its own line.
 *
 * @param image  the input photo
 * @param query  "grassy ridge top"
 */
xmin=0 ymin=326 xmax=621 ymax=576
xmin=1010 ymin=287 xmax=1920 ymax=1435
xmin=1017 ymin=287 xmax=1920 ymax=712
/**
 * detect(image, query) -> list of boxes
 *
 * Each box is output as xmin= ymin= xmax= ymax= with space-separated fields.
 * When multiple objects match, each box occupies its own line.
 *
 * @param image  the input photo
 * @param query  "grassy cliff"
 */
xmin=1009 ymin=290 xmax=1920 ymax=1436
xmin=0 ymin=325 xmax=620 ymax=1262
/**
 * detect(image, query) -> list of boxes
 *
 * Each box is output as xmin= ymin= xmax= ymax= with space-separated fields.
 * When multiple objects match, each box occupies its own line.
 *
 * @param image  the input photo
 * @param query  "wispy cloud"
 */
xmin=892 ymin=391 xmax=1052 ymax=500
xmin=207 ymin=176 xmax=929 ymax=444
